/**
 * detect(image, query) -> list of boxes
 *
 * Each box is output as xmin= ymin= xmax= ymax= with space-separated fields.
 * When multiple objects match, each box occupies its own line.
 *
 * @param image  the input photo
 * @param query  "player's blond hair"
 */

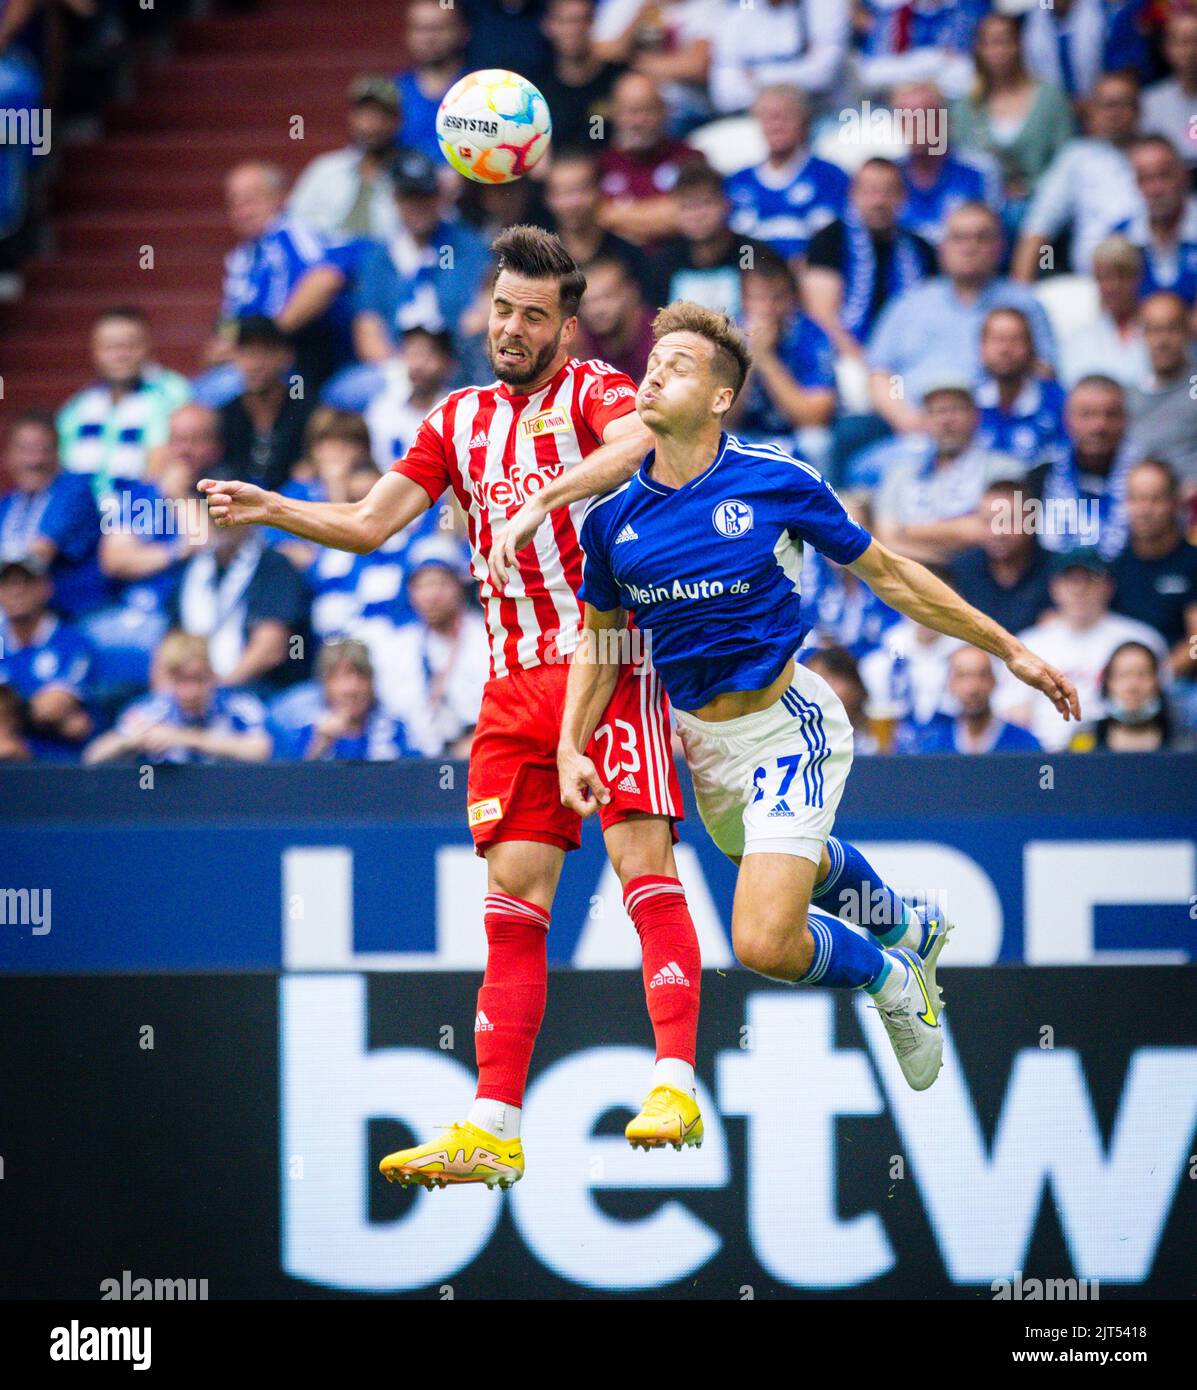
xmin=651 ymin=301 xmax=753 ymax=402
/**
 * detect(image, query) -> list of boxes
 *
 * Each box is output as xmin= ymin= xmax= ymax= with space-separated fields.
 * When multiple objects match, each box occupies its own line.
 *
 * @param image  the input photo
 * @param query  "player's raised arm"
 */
xmin=849 ymin=538 xmax=1082 ymax=724
xmin=488 ymin=412 xmax=652 ymax=590
xmin=557 ymin=603 xmax=627 ymax=816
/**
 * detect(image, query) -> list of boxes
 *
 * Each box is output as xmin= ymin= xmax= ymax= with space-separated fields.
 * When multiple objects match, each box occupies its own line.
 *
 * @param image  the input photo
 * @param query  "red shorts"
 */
xmin=466 ymin=660 xmax=683 ymax=855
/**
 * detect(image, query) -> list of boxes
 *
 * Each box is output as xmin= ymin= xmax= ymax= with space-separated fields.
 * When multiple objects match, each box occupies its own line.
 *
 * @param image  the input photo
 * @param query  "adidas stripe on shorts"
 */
xmin=672 ymin=659 xmax=854 ymax=866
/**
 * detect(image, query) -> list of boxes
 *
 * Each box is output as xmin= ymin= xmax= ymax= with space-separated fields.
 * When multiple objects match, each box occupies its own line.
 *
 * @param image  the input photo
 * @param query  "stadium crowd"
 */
xmin=2 ymin=0 xmax=1196 ymax=764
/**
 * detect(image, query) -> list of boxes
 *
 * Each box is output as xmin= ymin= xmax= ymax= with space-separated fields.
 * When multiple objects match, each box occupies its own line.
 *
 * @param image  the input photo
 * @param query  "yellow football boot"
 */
xmin=379 ymin=1121 xmax=524 ymax=1190
xmin=625 ymin=1085 xmax=704 ymax=1151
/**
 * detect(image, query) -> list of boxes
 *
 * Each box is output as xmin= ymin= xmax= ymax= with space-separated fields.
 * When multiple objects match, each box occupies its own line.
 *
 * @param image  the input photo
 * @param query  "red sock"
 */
xmin=474 ymin=893 xmax=550 ymax=1107
xmin=624 ymin=875 xmax=701 ymax=1066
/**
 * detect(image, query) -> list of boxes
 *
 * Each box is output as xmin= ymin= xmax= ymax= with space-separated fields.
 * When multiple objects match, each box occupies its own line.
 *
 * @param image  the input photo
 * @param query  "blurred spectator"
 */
xmin=1069 ymin=641 xmax=1178 ymax=752
xmin=973 ymin=307 xmax=1066 ymax=467
xmin=894 ymin=81 xmax=1000 ymax=248
xmin=287 ymin=76 xmax=406 ymax=242
xmin=1109 ymin=459 xmax=1197 ymax=679
xmin=364 ymin=327 xmax=459 ymax=472
xmin=542 ymin=149 xmax=643 ymax=285
xmin=592 ymin=0 xmax=716 ymax=130
xmin=364 ymin=536 xmax=488 ymax=758
xmin=950 ymin=12 xmax=1075 ymax=227
xmin=57 ymin=307 xmax=191 ymax=490
xmin=530 ymin=0 xmax=622 ymax=150
xmin=949 ymin=478 xmax=1053 ymax=636
xmin=1012 ymin=70 xmax=1142 ymax=280
xmin=996 ymin=548 xmax=1167 ymax=751
xmin=1115 ymin=136 xmax=1197 ymax=303
xmin=707 ymin=0 xmax=850 ymax=112
xmin=168 ymin=525 xmax=310 ymax=696
xmin=597 ymin=71 xmax=702 ymax=247
xmin=270 ymin=638 xmax=411 ymax=762
xmin=801 ymin=494 xmax=901 ymax=659
xmin=1031 ymin=374 xmax=1134 ymax=561
xmin=0 ymin=412 xmax=106 ymax=618
xmin=1021 ymin=0 xmax=1113 ymax=101
xmin=725 ymin=86 xmax=849 ymax=267
xmin=644 ymin=161 xmax=768 ymax=317
xmin=868 ymin=201 xmax=1055 ymax=432
xmin=803 ymin=156 xmax=936 ymax=359
xmin=1126 ymin=292 xmax=1197 ymax=485
xmin=574 ymin=254 xmax=655 ymax=381
xmin=731 ymin=251 xmax=836 ymax=454
xmin=0 ymin=555 xmax=95 ymax=760
xmin=1058 ymin=235 xmax=1150 ymax=387
xmin=860 ymin=609 xmax=961 ymax=730
xmin=804 ymin=646 xmax=880 ymax=753
xmin=218 ymin=317 xmax=314 ymax=493
xmin=914 ymin=646 xmax=1041 ymax=753
xmin=0 ymin=684 xmax=31 ymax=763
xmin=352 ymin=150 xmax=491 ymax=359
xmin=854 ymin=0 xmax=984 ymax=102
xmin=1141 ymin=10 xmax=1197 ymax=173
xmin=463 ymin=0 xmax=553 ymax=75
xmin=0 ymin=0 xmax=41 ymax=273
xmin=395 ymin=0 xmax=470 ymax=162
xmin=873 ymin=378 xmax=1024 ymax=564
xmin=84 ymin=632 xmax=271 ymax=766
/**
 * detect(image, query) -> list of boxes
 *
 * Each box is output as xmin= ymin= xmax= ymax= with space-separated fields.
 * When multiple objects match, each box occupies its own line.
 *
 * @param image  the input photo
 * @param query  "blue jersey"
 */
xmin=974 ymin=376 xmax=1066 ymax=467
xmin=725 ymin=155 xmax=849 ymax=262
xmin=900 ymin=154 xmax=998 ymax=245
xmin=578 ymin=435 xmax=872 ymax=710
xmin=915 ymin=712 xmax=1041 ymax=754
xmin=736 ymin=312 xmax=837 ymax=447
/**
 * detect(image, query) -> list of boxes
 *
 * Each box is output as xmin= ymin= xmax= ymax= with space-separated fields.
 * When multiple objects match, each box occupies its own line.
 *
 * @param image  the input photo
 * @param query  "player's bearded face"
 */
xmin=487 ymin=308 xmax=564 ymax=386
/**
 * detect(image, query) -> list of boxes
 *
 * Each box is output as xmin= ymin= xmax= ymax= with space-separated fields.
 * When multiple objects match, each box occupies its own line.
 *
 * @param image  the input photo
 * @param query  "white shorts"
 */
xmin=673 ymin=661 xmax=855 ymax=866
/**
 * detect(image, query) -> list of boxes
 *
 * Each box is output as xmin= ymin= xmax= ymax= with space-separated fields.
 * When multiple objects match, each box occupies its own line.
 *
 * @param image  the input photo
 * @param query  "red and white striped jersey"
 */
xmin=393 ymin=357 xmax=639 ymax=678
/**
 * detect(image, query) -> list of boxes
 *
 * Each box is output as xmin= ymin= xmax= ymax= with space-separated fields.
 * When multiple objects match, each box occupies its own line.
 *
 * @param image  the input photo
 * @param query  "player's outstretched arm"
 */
xmin=489 ymin=414 xmax=652 ymax=590
xmin=849 ymin=538 xmax=1082 ymax=724
xmin=197 ymin=470 xmax=432 ymax=555
xmin=558 ymin=603 xmax=627 ymax=816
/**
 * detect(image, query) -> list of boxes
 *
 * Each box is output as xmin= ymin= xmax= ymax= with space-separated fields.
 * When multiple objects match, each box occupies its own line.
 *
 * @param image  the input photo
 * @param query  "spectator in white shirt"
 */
xmin=707 ymin=0 xmax=849 ymax=113
xmin=1020 ymin=0 xmax=1107 ymax=101
xmin=1141 ymin=10 xmax=1197 ymax=172
xmin=1012 ymin=71 xmax=1144 ymax=281
xmin=1058 ymin=234 xmax=1150 ymax=388
xmin=1116 ymin=135 xmax=1197 ymax=302
xmin=364 ymin=327 xmax=458 ymax=473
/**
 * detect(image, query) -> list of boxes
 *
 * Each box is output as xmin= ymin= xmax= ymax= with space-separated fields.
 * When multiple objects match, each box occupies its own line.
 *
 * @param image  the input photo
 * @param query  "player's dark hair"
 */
xmin=651 ymin=300 xmax=753 ymax=402
xmin=492 ymin=224 xmax=587 ymax=318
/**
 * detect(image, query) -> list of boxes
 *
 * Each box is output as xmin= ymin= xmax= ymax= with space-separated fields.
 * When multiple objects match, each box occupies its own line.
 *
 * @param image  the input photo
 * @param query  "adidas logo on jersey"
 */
xmin=474 ymin=1011 xmax=495 ymax=1032
xmin=468 ymin=430 xmax=489 ymax=451
xmin=615 ymin=524 xmax=639 ymax=545
xmin=768 ymin=799 xmax=795 ymax=818
xmin=616 ymin=771 xmax=640 ymax=793
xmin=649 ymin=961 xmax=690 ymax=988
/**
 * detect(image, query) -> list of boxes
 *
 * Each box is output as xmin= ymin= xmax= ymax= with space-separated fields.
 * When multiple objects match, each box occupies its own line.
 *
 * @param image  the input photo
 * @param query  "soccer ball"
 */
xmin=435 ymin=69 xmax=552 ymax=185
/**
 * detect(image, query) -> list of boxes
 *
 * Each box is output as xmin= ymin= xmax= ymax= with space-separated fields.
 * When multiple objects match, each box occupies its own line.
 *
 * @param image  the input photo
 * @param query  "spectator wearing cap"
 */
xmin=57 ymin=307 xmax=192 ymax=491
xmin=394 ymin=0 xmax=470 ymax=163
xmin=352 ymin=150 xmax=491 ymax=361
xmin=1069 ymin=641 xmax=1181 ymax=753
xmin=591 ymin=0 xmax=717 ymax=132
xmin=287 ymin=76 xmax=408 ymax=242
xmin=1109 ymin=459 xmax=1197 ymax=680
xmin=724 ymin=87 xmax=849 ymax=269
xmin=996 ymin=547 xmax=1167 ymax=751
xmin=1011 ymin=71 xmax=1143 ymax=282
xmin=362 ymin=536 xmax=488 ymax=758
xmin=973 ymin=307 xmax=1067 ymax=469
xmin=707 ymin=0 xmax=850 ymax=113
xmin=0 ymin=412 xmax=107 ymax=619
xmin=948 ymin=478 xmax=1053 ymax=637
xmin=0 ymin=685 xmax=31 ymax=763
xmin=1030 ymin=375 xmax=1136 ymax=562
xmin=573 ymin=255 xmax=656 ymax=383
xmin=541 ymin=150 xmax=644 ymax=290
xmin=530 ymin=0 xmax=622 ymax=151
xmin=596 ymin=72 xmax=703 ymax=248
xmin=84 ymin=632 xmax=271 ymax=766
xmin=1057 ymin=235 xmax=1150 ymax=389
xmin=915 ymin=646 xmax=1042 ymax=754
xmin=867 ymin=202 xmax=1055 ymax=433
xmin=218 ymin=317 xmax=314 ymax=492
xmin=269 ymin=638 xmax=411 ymax=762
xmin=893 ymin=82 xmax=1001 ymax=250
xmin=168 ymin=522 xmax=310 ymax=697
xmin=1126 ymin=292 xmax=1197 ymax=487
xmin=643 ymin=162 xmax=770 ymax=319
xmin=1141 ymin=10 xmax=1197 ymax=173
xmin=804 ymin=158 xmax=935 ymax=365
xmin=1114 ymin=136 xmax=1197 ymax=304
xmin=0 ymin=555 xmax=97 ymax=760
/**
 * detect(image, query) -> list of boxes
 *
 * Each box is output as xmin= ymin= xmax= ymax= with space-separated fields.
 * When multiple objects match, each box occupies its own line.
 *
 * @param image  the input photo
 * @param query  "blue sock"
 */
xmin=813 ymin=837 xmax=911 ymax=947
xmin=802 ymin=907 xmax=890 ymax=992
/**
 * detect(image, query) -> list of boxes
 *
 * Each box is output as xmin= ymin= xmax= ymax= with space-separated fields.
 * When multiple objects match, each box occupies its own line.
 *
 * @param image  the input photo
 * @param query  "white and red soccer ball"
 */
xmin=435 ymin=69 xmax=552 ymax=184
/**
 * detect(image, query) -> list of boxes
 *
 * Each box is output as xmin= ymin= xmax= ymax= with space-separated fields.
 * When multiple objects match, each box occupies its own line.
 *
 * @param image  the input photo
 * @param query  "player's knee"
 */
xmin=733 ymin=907 xmax=812 ymax=978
